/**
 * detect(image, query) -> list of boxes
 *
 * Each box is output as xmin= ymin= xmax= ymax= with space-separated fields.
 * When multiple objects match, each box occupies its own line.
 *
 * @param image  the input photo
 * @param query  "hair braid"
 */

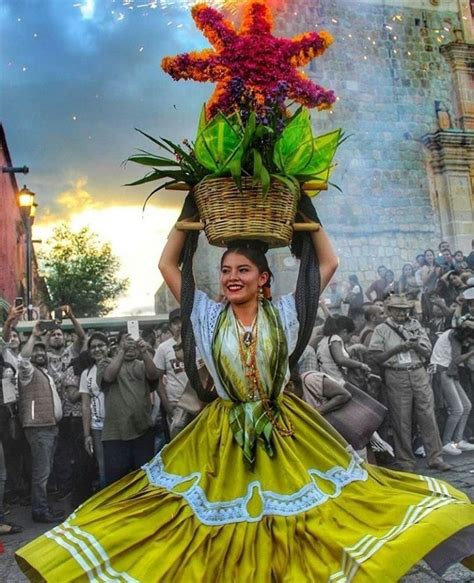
xmin=180 ymin=230 xmax=216 ymax=403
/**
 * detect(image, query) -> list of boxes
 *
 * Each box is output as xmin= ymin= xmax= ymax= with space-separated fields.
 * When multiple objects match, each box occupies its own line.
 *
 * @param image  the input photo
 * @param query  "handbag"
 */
xmin=323 ymin=338 xmax=387 ymax=449
xmin=324 ymin=381 xmax=387 ymax=450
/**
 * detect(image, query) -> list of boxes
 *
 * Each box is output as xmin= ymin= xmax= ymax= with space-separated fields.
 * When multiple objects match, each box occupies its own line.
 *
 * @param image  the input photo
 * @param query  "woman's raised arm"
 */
xmin=158 ymin=227 xmax=187 ymax=303
xmin=310 ymin=228 xmax=339 ymax=292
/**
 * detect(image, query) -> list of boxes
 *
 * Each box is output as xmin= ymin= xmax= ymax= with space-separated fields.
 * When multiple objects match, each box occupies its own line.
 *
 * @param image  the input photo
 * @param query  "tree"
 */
xmin=40 ymin=224 xmax=129 ymax=317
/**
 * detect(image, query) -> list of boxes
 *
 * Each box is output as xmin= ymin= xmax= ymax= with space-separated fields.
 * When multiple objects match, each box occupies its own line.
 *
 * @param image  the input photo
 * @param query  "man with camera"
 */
xmin=97 ymin=332 xmax=159 ymax=485
xmin=17 ymin=322 xmax=64 ymax=523
xmin=369 ymin=294 xmax=450 ymax=472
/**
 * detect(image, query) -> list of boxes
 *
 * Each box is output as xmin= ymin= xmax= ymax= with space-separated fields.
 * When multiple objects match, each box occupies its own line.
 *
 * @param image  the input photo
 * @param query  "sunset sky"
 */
xmin=1 ymin=0 xmax=223 ymax=315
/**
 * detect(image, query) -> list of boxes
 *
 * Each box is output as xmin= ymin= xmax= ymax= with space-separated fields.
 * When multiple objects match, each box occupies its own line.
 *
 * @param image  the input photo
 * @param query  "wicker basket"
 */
xmin=192 ymin=177 xmax=298 ymax=248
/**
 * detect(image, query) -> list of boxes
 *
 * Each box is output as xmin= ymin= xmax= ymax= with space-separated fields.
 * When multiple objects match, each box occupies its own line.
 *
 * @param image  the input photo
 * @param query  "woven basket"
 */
xmin=192 ymin=177 xmax=298 ymax=248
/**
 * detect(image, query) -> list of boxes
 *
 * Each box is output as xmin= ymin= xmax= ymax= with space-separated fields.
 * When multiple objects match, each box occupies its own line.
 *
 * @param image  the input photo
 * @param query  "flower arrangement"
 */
xmin=127 ymin=0 xmax=343 ymax=203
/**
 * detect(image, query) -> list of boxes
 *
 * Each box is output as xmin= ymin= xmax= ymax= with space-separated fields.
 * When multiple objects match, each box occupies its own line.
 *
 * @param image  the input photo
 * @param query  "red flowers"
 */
xmin=162 ymin=0 xmax=336 ymax=118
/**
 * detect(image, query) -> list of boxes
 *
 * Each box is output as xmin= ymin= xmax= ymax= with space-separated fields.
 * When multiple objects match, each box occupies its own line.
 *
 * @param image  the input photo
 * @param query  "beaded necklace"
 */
xmin=234 ymin=311 xmax=294 ymax=437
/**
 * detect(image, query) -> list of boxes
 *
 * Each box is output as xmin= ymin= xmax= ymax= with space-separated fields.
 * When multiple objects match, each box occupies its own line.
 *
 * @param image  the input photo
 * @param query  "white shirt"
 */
xmin=79 ymin=365 xmax=105 ymax=430
xmin=153 ymin=337 xmax=188 ymax=408
xmin=430 ymin=330 xmax=452 ymax=368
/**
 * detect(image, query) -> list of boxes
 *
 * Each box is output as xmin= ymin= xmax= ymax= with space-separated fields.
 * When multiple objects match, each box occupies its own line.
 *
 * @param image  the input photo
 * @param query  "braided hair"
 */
xmin=178 ymin=193 xmax=321 ymax=395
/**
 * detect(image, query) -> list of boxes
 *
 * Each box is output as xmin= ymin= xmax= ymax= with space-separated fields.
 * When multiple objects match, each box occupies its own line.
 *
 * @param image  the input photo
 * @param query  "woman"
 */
xmin=398 ymin=263 xmax=421 ymax=299
xmin=79 ymin=333 xmax=108 ymax=489
xmin=344 ymin=274 xmax=363 ymax=318
xmin=15 ymin=201 xmax=474 ymax=581
xmin=316 ymin=315 xmax=371 ymax=384
xmin=431 ymin=328 xmax=474 ymax=456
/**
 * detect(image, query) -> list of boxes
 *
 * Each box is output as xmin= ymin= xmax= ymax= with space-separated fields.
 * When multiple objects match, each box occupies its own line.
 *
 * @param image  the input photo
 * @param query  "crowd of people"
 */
xmin=0 ymin=239 xmax=473 ymax=540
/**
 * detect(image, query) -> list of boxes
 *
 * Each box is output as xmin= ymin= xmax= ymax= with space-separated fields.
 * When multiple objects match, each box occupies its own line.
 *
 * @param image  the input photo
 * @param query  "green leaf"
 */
xmin=127 ymin=155 xmax=180 ymax=168
xmin=125 ymin=171 xmax=163 ymax=187
xmin=273 ymin=109 xmax=314 ymax=175
xmin=228 ymin=157 xmax=242 ymax=192
xmin=142 ymin=180 xmax=181 ymax=212
xmin=194 ymin=112 xmax=243 ymax=172
xmin=241 ymin=112 xmax=256 ymax=151
xmin=297 ymin=129 xmax=342 ymax=177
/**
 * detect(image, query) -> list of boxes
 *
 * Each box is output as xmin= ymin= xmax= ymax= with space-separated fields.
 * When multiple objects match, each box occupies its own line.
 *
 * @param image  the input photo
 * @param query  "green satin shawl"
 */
xmin=212 ymin=299 xmax=289 ymax=463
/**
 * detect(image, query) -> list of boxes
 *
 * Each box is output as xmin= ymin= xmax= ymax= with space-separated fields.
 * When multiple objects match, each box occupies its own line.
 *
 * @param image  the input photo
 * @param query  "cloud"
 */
xmin=56 ymin=177 xmax=98 ymax=214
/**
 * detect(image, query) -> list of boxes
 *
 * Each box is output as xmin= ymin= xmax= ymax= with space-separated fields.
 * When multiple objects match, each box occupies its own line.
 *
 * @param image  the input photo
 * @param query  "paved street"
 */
xmin=1 ymin=452 xmax=473 ymax=582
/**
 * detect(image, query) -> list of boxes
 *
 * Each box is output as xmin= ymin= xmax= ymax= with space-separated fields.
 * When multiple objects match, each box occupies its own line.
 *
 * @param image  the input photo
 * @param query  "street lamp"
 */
xmin=17 ymin=185 xmax=36 ymax=320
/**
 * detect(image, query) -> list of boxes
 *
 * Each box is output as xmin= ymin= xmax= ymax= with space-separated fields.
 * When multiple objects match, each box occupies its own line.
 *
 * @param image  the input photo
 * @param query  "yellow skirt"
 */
xmin=16 ymin=394 xmax=474 ymax=582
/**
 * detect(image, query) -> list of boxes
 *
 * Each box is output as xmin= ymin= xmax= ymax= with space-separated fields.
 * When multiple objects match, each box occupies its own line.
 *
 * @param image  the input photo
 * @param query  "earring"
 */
xmin=258 ymin=287 xmax=264 ymax=303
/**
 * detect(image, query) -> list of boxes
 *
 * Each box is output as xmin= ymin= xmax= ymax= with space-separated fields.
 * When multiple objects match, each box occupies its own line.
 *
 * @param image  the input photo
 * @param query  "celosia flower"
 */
xmin=162 ymin=0 xmax=336 ymax=118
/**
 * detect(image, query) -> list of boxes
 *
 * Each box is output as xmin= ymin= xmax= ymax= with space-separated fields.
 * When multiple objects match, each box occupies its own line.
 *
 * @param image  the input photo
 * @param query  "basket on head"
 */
xmin=192 ymin=177 xmax=298 ymax=248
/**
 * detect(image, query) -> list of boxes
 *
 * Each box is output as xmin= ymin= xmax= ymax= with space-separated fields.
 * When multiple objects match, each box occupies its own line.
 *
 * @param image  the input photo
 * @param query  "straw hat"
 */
xmin=384 ymin=294 xmax=414 ymax=309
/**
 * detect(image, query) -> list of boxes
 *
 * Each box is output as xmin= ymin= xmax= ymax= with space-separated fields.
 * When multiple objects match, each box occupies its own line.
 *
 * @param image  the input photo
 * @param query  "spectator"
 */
xmin=419 ymin=249 xmax=437 ymax=290
xmin=46 ymin=306 xmax=86 ymax=392
xmin=344 ymin=275 xmax=364 ymax=319
xmin=1 ymin=305 xmax=23 ymax=370
xmin=300 ymin=371 xmax=351 ymax=414
xmin=425 ymin=296 xmax=452 ymax=346
xmin=97 ymin=333 xmax=158 ymax=485
xmin=316 ymin=316 xmax=370 ymax=384
xmin=0 ymin=357 xmax=23 ymax=535
xmin=80 ymin=333 xmax=108 ymax=490
xmin=430 ymin=328 xmax=474 ymax=455
xmin=58 ymin=353 xmax=96 ymax=506
xmin=436 ymin=248 xmax=455 ymax=273
xmin=359 ymin=305 xmax=385 ymax=347
xmin=298 ymin=345 xmax=319 ymax=374
xmin=154 ymin=309 xmax=202 ymax=438
xmin=369 ymin=294 xmax=450 ymax=472
xmin=325 ymin=280 xmax=343 ymax=315
xmin=397 ymin=263 xmax=421 ymax=300
xmin=382 ymin=270 xmax=396 ymax=297
xmin=141 ymin=326 xmax=157 ymax=350
xmin=365 ymin=266 xmax=388 ymax=301
xmin=453 ymin=250 xmax=468 ymax=271
xmin=414 ymin=254 xmax=426 ymax=288
xmin=155 ymin=323 xmax=172 ymax=346
xmin=17 ymin=323 xmax=64 ymax=523
xmin=439 ymin=270 xmax=466 ymax=307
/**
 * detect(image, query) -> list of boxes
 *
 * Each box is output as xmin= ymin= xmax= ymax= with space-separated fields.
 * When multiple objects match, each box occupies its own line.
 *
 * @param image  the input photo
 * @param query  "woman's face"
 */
xmin=9 ymin=330 xmax=20 ymax=350
xmin=403 ymin=265 xmax=414 ymax=276
xmin=220 ymin=252 xmax=268 ymax=305
xmin=425 ymin=250 xmax=435 ymax=265
xmin=89 ymin=338 xmax=108 ymax=363
xmin=339 ymin=329 xmax=352 ymax=344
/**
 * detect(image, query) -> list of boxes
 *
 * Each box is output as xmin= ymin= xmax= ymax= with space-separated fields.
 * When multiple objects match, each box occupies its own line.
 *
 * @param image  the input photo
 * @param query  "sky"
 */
xmin=1 ymin=0 xmax=223 ymax=315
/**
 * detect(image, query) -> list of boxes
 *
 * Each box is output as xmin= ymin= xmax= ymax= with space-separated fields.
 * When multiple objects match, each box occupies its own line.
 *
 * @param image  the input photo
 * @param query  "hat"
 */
xmin=384 ymin=294 xmax=414 ymax=309
xmin=466 ymin=277 xmax=474 ymax=287
xmin=463 ymin=288 xmax=474 ymax=300
xmin=168 ymin=308 xmax=181 ymax=323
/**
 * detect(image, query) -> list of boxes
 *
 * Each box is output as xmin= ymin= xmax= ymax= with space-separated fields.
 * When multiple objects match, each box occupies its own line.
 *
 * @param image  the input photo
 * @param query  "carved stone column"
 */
xmin=440 ymin=40 xmax=474 ymax=130
xmin=421 ymin=130 xmax=474 ymax=251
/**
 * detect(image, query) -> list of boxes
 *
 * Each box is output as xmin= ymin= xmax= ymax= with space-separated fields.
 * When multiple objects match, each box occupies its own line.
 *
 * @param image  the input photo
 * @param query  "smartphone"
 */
xmin=53 ymin=308 xmax=63 ymax=322
xmin=39 ymin=320 xmax=58 ymax=331
xmin=127 ymin=320 xmax=140 ymax=341
xmin=14 ymin=297 xmax=23 ymax=308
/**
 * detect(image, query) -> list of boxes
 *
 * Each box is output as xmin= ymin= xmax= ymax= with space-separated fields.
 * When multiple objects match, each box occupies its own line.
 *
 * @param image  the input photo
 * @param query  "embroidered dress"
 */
xmin=15 ymin=291 xmax=474 ymax=582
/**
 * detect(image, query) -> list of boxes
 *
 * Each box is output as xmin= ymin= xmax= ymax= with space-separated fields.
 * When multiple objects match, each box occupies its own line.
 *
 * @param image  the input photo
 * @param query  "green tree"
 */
xmin=40 ymin=224 xmax=129 ymax=317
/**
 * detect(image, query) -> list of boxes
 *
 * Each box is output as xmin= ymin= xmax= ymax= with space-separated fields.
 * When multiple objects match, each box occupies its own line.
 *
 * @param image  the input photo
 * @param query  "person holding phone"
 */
xmin=96 ymin=332 xmax=159 ymax=485
xmin=369 ymin=294 xmax=449 ymax=472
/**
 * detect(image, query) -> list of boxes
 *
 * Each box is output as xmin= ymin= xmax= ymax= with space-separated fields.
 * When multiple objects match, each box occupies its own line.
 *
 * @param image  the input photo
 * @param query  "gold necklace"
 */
xmin=235 ymin=314 xmax=294 ymax=437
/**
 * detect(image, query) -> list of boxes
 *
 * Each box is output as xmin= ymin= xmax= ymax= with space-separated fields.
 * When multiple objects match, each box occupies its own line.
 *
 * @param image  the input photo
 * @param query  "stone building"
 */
xmin=0 ymin=123 xmax=46 ymax=321
xmin=156 ymin=0 xmax=473 ymax=308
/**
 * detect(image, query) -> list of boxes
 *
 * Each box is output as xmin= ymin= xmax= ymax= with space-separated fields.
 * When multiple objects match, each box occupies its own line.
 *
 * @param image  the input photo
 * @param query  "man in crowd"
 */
xmin=365 ymin=266 xmax=389 ymax=302
xmin=154 ymin=309 xmax=201 ymax=438
xmin=369 ymin=294 xmax=450 ymax=472
xmin=97 ymin=332 xmax=159 ymax=485
xmin=47 ymin=305 xmax=86 ymax=390
xmin=17 ymin=322 xmax=64 ymax=523
xmin=46 ymin=305 xmax=86 ymax=499
xmin=1 ymin=304 xmax=23 ymax=370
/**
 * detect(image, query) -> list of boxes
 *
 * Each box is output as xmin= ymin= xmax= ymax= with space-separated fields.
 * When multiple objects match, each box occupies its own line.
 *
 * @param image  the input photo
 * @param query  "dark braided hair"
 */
xmin=177 ymin=193 xmax=321 ymax=395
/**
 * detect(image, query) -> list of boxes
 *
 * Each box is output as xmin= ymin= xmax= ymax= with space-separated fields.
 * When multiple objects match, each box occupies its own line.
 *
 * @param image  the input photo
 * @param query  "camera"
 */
xmin=14 ymin=297 xmax=24 ymax=308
